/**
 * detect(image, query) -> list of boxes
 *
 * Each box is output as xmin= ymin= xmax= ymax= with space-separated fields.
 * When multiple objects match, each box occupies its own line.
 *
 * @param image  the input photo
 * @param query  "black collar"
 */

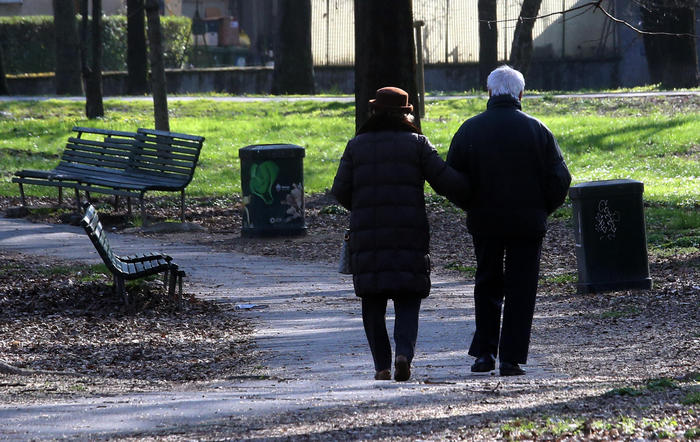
xmin=487 ymin=94 xmax=522 ymax=110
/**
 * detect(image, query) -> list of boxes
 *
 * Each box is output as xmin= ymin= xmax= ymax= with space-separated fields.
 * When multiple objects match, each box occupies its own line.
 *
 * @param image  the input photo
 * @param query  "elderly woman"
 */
xmin=331 ymin=87 xmax=470 ymax=381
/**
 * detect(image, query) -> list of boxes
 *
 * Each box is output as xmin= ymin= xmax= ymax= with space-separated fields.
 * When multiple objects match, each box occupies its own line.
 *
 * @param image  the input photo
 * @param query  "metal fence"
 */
xmin=311 ymin=0 xmax=617 ymax=66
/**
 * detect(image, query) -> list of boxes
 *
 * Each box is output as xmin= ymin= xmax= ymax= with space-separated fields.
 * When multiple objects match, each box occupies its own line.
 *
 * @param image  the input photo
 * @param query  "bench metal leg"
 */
xmin=177 ymin=271 xmax=185 ymax=310
xmin=18 ymin=183 xmax=26 ymax=206
xmin=167 ymin=268 xmax=178 ymax=308
xmin=58 ymin=186 xmax=63 ymax=205
xmin=114 ymin=274 xmax=128 ymax=306
xmin=74 ymin=189 xmax=81 ymax=212
xmin=180 ymin=190 xmax=185 ymax=223
xmin=140 ymin=194 xmax=148 ymax=227
xmin=127 ymin=197 xmax=132 ymax=217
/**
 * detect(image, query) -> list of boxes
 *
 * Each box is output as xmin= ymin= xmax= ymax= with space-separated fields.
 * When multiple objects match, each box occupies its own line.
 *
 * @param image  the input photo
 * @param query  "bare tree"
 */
xmin=145 ymin=0 xmax=169 ymax=131
xmin=509 ymin=0 xmax=543 ymax=77
xmin=80 ymin=0 xmax=104 ymax=118
xmin=53 ymin=0 xmax=83 ymax=95
xmin=272 ymin=0 xmax=315 ymax=94
xmin=354 ymin=0 xmax=419 ymax=131
xmin=127 ymin=0 xmax=149 ymax=95
xmin=478 ymin=0 xmax=498 ymax=89
xmin=0 ymin=45 xmax=8 ymax=95
xmin=639 ymin=0 xmax=698 ymax=88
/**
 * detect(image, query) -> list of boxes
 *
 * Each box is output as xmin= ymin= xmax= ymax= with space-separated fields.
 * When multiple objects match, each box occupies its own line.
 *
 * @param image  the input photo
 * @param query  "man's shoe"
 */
xmin=374 ymin=369 xmax=391 ymax=380
xmin=500 ymin=361 xmax=526 ymax=376
xmin=471 ymin=354 xmax=496 ymax=372
xmin=394 ymin=355 xmax=411 ymax=382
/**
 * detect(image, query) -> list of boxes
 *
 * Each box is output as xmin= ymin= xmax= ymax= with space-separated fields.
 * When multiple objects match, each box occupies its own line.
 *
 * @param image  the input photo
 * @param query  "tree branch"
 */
xmin=478 ymin=0 xmax=700 ymax=38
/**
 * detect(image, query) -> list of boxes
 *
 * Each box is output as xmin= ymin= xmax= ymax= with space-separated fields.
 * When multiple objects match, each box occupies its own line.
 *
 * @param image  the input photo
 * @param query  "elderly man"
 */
xmin=447 ymin=65 xmax=571 ymax=376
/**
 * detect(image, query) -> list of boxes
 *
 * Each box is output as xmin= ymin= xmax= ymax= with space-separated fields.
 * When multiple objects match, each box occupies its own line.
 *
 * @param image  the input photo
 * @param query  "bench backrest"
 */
xmin=80 ymin=203 xmax=122 ymax=275
xmin=60 ymin=127 xmax=139 ymax=174
xmin=129 ymin=128 xmax=205 ymax=185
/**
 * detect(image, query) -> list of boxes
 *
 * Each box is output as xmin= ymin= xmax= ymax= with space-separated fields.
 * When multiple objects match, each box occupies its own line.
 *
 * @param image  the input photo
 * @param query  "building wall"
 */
xmin=7 ymin=61 xmax=622 ymax=96
xmin=0 ymin=0 xmax=124 ymax=15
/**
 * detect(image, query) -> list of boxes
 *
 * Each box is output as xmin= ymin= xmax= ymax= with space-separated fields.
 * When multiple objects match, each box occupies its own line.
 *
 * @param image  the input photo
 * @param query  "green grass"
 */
xmin=686 ymin=428 xmax=700 ymax=439
xmin=1 ymin=95 xmax=698 ymax=249
xmin=444 ymin=262 xmax=477 ymax=278
xmin=681 ymin=391 xmax=700 ymax=405
xmin=541 ymin=271 xmax=578 ymax=284
xmin=606 ymin=377 xmax=679 ymax=397
xmin=38 ymin=263 xmax=110 ymax=282
xmin=496 ymin=413 xmax=687 ymax=440
xmin=601 ymin=307 xmax=640 ymax=319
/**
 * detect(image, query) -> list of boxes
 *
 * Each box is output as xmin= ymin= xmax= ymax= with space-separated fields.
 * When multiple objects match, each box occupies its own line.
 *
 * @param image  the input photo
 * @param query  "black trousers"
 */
xmin=361 ymin=296 xmax=422 ymax=372
xmin=468 ymin=235 xmax=543 ymax=364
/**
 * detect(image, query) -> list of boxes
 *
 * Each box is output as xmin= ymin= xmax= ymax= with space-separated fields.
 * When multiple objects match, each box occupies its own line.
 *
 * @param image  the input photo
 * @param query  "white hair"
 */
xmin=487 ymin=65 xmax=525 ymax=100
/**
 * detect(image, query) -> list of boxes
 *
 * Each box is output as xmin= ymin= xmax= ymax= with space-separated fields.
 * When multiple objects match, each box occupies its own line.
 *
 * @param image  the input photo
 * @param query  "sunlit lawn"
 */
xmin=0 ymin=95 xmax=697 ymax=249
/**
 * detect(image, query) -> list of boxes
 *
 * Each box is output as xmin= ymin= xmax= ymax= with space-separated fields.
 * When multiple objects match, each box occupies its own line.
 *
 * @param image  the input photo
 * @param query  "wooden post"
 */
xmin=414 ymin=20 xmax=426 ymax=119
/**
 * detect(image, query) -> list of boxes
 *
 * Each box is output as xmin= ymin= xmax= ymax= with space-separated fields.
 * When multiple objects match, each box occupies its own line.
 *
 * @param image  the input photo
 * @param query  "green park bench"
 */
xmin=12 ymin=127 xmax=205 ymax=224
xmin=80 ymin=202 xmax=185 ymax=307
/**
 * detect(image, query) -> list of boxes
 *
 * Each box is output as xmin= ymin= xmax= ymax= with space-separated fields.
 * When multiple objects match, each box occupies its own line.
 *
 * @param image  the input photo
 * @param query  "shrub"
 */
xmin=0 ymin=15 xmax=192 ymax=74
xmin=0 ymin=16 xmax=55 ymax=75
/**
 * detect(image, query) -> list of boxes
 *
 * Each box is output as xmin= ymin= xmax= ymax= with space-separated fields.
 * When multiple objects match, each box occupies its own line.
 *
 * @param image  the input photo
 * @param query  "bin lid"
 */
xmin=569 ymin=179 xmax=644 ymax=199
xmin=239 ymin=144 xmax=305 ymax=160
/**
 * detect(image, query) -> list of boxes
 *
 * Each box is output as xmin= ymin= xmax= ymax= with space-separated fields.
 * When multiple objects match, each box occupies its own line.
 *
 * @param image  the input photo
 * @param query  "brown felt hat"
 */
xmin=369 ymin=87 xmax=413 ymax=113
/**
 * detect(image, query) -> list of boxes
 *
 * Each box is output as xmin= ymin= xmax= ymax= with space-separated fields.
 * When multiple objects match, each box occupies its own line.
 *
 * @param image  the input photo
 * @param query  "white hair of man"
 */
xmin=487 ymin=65 xmax=525 ymax=100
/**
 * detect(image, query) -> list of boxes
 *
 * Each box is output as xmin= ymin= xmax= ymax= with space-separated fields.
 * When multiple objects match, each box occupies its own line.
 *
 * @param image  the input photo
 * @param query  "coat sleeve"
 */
xmin=419 ymin=137 xmax=471 ymax=210
xmin=542 ymin=131 xmax=572 ymax=214
xmin=330 ymin=141 xmax=353 ymax=210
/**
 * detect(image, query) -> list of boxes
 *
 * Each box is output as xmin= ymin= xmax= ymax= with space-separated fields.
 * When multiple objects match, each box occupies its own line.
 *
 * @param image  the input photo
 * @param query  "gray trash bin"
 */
xmin=569 ymin=179 xmax=652 ymax=293
xmin=239 ymin=144 xmax=306 ymax=237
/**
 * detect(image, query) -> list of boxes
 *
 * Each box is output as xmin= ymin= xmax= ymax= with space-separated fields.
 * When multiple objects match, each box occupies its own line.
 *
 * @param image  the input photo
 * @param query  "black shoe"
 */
xmin=394 ymin=355 xmax=411 ymax=382
xmin=500 ymin=361 xmax=525 ymax=376
xmin=471 ymin=354 xmax=496 ymax=372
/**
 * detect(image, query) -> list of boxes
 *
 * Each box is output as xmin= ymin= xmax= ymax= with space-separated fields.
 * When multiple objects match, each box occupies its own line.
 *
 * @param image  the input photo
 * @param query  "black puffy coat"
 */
xmin=447 ymin=95 xmax=571 ymax=237
xmin=331 ymin=121 xmax=469 ymax=300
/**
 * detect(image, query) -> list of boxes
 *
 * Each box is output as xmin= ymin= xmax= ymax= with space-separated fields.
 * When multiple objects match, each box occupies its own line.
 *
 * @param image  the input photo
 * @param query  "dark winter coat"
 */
xmin=447 ymin=94 xmax=571 ymax=237
xmin=331 ymin=119 xmax=470 ymax=299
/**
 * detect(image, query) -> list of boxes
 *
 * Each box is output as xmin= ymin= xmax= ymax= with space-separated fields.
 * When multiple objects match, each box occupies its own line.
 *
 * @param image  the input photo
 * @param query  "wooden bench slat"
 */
xmin=132 ymin=140 xmax=201 ymax=155
xmin=74 ymin=127 xmax=139 ymax=139
xmin=130 ymin=148 xmax=197 ymax=162
xmin=137 ymin=128 xmax=205 ymax=142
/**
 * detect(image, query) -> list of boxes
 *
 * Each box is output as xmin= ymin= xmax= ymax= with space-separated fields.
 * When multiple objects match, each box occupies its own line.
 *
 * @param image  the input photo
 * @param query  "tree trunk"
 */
xmin=478 ymin=0 xmax=499 ymax=90
xmin=354 ymin=0 xmax=419 ymax=131
xmin=272 ymin=0 xmax=315 ymax=94
xmin=53 ymin=0 xmax=83 ymax=95
xmin=145 ymin=0 xmax=169 ymax=131
xmin=127 ymin=0 xmax=149 ymax=95
xmin=509 ymin=0 xmax=542 ymax=77
xmin=81 ymin=0 xmax=104 ymax=118
xmin=0 ymin=44 xmax=8 ymax=95
xmin=640 ymin=0 xmax=698 ymax=88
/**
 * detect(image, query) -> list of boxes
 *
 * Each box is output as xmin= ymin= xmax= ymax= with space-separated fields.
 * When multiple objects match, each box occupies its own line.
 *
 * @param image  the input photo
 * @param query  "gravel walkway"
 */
xmin=1 ymin=217 xmax=697 ymax=440
xmin=0 ymin=217 xmax=556 ymax=440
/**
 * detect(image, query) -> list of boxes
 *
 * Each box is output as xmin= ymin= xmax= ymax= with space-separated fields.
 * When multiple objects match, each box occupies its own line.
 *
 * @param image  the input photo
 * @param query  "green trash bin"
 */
xmin=239 ymin=144 xmax=306 ymax=237
xmin=569 ymin=179 xmax=652 ymax=293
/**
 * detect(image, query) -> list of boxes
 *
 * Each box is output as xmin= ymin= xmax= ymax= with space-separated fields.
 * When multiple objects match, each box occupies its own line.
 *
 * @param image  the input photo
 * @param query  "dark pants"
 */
xmin=361 ymin=296 xmax=422 ymax=372
xmin=468 ymin=235 xmax=543 ymax=364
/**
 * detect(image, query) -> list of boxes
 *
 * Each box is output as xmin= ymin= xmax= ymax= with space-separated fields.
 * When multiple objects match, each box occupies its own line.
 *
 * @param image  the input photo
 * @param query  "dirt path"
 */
xmin=0 ymin=217 xmax=697 ymax=440
xmin=0 ymin=217 xmax=559 ymax=440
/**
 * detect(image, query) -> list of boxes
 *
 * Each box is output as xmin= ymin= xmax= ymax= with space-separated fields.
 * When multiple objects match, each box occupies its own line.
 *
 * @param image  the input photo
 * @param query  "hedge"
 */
xmin=0 ymin=15 xmax=192 ymax=75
